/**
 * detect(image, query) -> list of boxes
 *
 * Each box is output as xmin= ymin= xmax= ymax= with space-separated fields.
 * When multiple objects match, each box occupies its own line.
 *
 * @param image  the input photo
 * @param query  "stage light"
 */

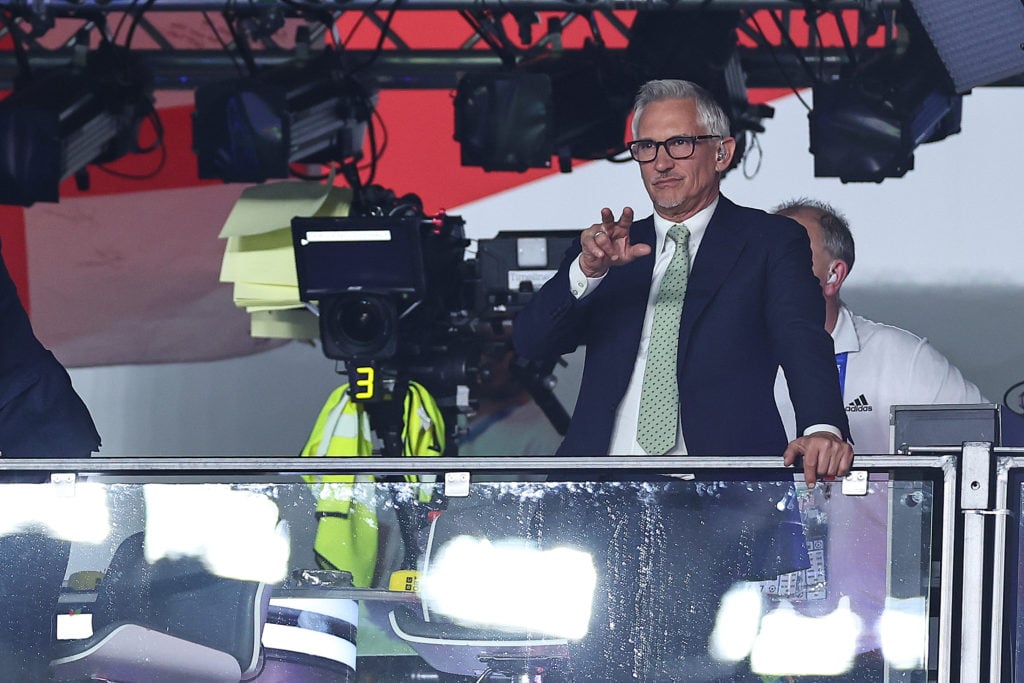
xmin=545 ymin=46 xmax=637 ymax=171
xmin=808 ymin=79 xmax=961 ymax=183
xmin=193 ymin=53 xmax=373 ymax=183
xmin=453 ymin=46 xmax=635 ymax=173
xmin=808 ymin=28 xmax=962 ymax=184
xmin=0 ymin=43 xmax=154 ymax=207
xmin=453 ymin=69 xmax=554 ymax=172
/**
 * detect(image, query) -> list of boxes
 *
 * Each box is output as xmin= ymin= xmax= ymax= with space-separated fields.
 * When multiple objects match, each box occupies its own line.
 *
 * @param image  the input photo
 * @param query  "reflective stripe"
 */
xmin=269 ymin=597 xmax=359 ymax=624
xmin=262 ymin=623 xmax=357 ymax=668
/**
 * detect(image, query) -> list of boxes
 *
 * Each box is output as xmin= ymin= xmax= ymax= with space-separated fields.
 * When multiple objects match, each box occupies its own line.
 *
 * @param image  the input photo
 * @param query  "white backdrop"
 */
xmin=68 ymin=87 xmax=1024 ymax=455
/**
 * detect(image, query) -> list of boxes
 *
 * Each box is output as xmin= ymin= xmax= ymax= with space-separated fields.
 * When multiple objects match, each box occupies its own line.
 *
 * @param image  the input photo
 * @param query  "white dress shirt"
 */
xmin=569 ymin=199 xmax=717 ymax=454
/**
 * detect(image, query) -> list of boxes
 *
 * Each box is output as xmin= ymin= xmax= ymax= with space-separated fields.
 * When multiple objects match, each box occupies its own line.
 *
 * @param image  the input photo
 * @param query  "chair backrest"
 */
xmin=93 ymin=531 xmax=269 ymax=677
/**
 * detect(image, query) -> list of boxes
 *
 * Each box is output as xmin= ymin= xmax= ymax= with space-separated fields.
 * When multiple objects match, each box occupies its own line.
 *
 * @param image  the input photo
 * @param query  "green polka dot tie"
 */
xmin=637 ymin=223 xmax=690 ymax=455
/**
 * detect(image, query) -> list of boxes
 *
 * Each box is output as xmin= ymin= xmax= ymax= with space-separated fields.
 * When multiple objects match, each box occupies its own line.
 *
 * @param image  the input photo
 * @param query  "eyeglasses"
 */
xmin=626 ymin=135 xmax=723 ymax=162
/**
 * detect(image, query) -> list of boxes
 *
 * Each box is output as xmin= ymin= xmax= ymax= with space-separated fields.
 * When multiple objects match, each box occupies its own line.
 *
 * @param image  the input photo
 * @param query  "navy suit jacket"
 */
xmin=1 ymin=239 xmax=101 ymax=458
xmin=513 ymin=195 xmax=849 ymax=456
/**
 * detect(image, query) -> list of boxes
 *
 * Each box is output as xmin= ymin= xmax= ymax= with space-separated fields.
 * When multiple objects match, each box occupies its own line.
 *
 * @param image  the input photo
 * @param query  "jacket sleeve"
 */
xmin=512 ymin=241 xmax=590 ymax=362
xmin=764 ymin=218 xmax=851 ymax=442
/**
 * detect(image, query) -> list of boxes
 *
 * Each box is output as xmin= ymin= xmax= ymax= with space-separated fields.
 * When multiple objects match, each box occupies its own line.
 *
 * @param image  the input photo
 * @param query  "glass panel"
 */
xmin=1007 ymin=468 xmax=1024 ymax=682
xmin=0 ymin=465 xmax=940 ymax=683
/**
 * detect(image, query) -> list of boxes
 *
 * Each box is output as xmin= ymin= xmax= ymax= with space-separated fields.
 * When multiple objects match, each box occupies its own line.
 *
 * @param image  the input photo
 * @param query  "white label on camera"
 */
xmin=302 ymin=230 xmax=391 ymax=244
xmin=507 ymin=270 xmax=557 ymax=292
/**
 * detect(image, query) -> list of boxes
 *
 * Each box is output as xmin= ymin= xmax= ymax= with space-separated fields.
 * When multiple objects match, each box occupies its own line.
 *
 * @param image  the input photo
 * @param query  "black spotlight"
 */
xmin=0 ymin=42 xmax=154 ymax=206
xmin=808 ymin=5 xmax=964 ymax=183
xmin=454 ymin=46 xmax=637 ymax=173
xmin=193 ymin=53 xmax=373 ymax=183
xmin=543 ymin=45 xmax=637 ymax=171
xmin=809 ymin=79 xmax=960 ymax=183
xmin=454 ymin=70 xmax=554 ymax=172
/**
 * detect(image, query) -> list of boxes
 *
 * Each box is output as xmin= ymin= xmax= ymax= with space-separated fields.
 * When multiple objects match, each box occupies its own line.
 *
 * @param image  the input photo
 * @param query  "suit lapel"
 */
xmin=678 ymin=197 xmax=747 ymax=356
xmin=615 ymin=216 xmax=657 ymax=347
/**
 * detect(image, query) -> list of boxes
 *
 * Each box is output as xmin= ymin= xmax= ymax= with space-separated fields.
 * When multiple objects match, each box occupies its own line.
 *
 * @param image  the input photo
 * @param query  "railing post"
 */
xmin=959 ymin=441 xmax=994 ymax=683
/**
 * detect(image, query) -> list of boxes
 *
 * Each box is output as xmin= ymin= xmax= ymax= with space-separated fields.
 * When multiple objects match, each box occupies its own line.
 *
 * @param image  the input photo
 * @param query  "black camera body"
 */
xmin=292 ymin=206 xmax=476 ymax=402
xmin=292 ymin=194 xmax=575 ymax=449
xmin=292 ymin=213 xmax=430 ymax=362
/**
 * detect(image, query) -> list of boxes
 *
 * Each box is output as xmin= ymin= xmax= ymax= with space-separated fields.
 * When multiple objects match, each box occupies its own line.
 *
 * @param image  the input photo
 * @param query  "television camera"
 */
xmin=291 ymin=186 xmax=573 ymax=457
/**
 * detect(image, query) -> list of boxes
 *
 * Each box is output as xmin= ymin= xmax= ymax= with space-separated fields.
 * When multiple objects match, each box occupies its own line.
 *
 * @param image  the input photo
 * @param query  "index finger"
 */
xmin=606 ymin=207 xmax=635 ymax=238
xmin=616 ymin=206 xmax=634 ymax=226
xmin=802 ymin=449 xmax=820 ymax=487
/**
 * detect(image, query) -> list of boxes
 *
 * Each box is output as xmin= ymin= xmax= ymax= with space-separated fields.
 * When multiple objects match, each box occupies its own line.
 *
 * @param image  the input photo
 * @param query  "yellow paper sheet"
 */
xmin=249 ymin=308 xmax=319 ymax=340
xmin=219 ymin=180 xmax=334 ymax=238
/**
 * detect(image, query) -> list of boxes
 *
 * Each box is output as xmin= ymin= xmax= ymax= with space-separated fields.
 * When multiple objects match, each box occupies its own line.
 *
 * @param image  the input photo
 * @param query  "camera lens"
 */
xmin=319 ymin=293 xmax=399 ymax=360
xmin=339 ymin=297 xmax=388 ymax=344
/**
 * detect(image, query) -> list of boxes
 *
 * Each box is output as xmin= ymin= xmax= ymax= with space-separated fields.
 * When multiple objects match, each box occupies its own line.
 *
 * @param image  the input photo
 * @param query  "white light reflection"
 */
xmin=0 ymin=483 xmax=109 ymax=543
xmin=708 ymin=581 xmax=764 ymax=663
xmin=419 ymin=535 xmax=596 ymax=640
xmin=878 ymin=596 xmax=928 ymax=670
xmin=750 ymin=596 xmax=860 ymax=677
xmin=143 ymin=484 xmax=289 ymax=584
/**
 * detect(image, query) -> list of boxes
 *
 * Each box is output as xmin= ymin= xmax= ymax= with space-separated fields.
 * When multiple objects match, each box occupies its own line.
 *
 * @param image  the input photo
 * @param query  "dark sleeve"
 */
xmin=512 ymin=240 xmax=589 ymax=362
xmin=764 ymin=219 xmax=850 ymax=441
xmin=0 ymin=240 xmax=101 ymax=458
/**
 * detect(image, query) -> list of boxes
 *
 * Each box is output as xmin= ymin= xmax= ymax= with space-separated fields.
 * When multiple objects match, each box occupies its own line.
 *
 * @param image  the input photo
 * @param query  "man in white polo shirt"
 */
xmin=772 ymin=198 xmax=984 ymax=454
xmin=771 ymin=198 xmax=985 ymax=679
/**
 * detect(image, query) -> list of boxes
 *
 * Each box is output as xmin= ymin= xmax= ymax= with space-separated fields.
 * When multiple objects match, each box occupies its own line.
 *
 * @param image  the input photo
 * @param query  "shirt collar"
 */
xmin=831 ymin=303 xmax=861 ymax=355
xmin=652 ymin=196 xmax=718 ymax=255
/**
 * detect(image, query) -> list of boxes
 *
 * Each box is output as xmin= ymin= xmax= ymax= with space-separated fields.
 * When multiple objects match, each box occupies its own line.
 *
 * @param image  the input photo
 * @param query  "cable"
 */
xmin=741 ymin=130 xmax=763 ymax=179
xmin=111 ymin=0 xmax=142 ymax=46
xmin=342 ymin=7 xmax=372 ymax=45
xmin=221 ymin=5 xmax=259 ymax=76
xmin=0 ymin=11 xmax=32 ymax=79
xmin=95 ymin=107 xmax=167 ymax=181
xmin=202 ymin=11 xmax=246 ymax=78
xmin=746 ymin=10 xmax=812 ymax=112
xmin=122 ymin=0 xmax=158 ymax=50
xmin=351 ymin=0 xmax=403 ymax=74
xmin=766 ymin=9 xmax=820 ymax=89
xmin=830 ymin=8 xmax=858 ymax=66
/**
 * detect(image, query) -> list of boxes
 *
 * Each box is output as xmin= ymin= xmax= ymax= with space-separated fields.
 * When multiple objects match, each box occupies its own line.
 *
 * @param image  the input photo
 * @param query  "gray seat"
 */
xmin=50 ymin=532 xmax=270 ymax=683
xmin=387 ymin=495 xmax=570 ymax=680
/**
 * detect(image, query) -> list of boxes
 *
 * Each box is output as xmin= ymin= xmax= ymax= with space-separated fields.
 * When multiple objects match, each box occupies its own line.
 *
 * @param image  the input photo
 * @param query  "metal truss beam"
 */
xmin=0 ymin=2 xmax=909 ymax=90
xmin=3 ymin=1 xmax=1020 ymax=95
xmin=0 ymin=45 xmax=865 ymax=91
xmin=4 ymin=0 xmax=900 ymax=12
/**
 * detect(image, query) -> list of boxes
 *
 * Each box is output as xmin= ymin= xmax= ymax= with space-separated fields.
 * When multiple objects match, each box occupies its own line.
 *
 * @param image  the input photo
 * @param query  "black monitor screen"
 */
xmin=291 ymin=215 xmax=426 ymax=301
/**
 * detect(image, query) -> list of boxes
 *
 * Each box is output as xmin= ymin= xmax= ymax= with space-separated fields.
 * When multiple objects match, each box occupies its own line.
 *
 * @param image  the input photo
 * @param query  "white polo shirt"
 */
xmin=774 ymin=304 xmax=986 ymax=454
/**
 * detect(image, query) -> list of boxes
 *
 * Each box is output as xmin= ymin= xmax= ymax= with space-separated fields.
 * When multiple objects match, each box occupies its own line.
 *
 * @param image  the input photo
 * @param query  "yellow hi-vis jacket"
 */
xmin=301 ymin=381 xmax=443 ymax=587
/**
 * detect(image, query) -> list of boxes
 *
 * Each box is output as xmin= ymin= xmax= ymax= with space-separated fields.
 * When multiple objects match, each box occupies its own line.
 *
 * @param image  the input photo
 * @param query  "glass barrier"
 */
xmin=0 ymin=457 xmax=949 ymax=683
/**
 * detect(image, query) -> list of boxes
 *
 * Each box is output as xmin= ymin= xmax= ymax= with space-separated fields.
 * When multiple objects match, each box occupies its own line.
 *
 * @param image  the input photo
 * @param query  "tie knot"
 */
xmin=668 ymin=223 xmax=689 ymax=244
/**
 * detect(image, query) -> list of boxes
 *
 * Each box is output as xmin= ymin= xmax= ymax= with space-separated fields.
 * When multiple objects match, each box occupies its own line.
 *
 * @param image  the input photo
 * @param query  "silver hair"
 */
xmin=631 ymin=79 xmax=731 ymax=139
xmin=772 ymin=197 xmax=856 ymax=271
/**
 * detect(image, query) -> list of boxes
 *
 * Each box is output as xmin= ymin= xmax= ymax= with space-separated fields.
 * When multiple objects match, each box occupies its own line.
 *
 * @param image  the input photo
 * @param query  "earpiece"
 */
xmin=716 ymin=147 xmax=727 ymax=161
xmin=826 ymin=271 xmax=838 ymax=284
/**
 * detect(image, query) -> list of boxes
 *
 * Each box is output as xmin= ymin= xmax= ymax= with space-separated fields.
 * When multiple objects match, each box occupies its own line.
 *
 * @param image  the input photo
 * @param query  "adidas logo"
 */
xmin=846 ymin=394 xmax=873 ymax=412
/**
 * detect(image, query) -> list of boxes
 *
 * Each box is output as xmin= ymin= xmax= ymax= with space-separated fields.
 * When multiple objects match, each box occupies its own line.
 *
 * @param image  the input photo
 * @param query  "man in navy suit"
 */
xmin=514 ymin=79 xmax=852 ymax=482
xmin=512 ymin=78 xmax=854 ymax=680
xmin=0 ymin=238 xmax=100 ymax=459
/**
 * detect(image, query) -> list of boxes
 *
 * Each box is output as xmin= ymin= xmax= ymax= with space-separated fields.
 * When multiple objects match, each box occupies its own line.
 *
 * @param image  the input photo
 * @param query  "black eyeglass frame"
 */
xmin=625 ymin=135 xmax=723 ymax=162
